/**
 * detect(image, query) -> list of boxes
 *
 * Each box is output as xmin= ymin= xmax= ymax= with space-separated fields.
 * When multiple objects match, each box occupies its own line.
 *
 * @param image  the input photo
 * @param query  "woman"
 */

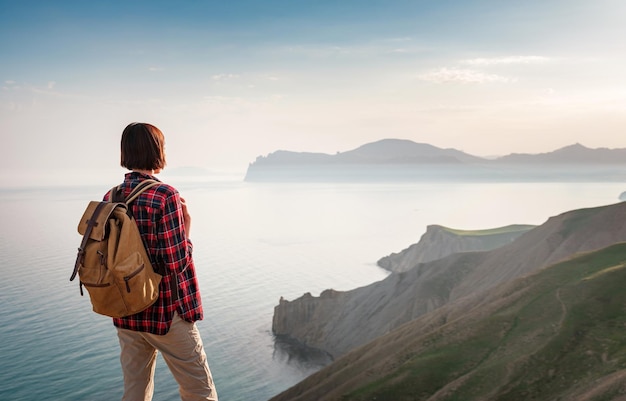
xmin=106 ymin=122 xmax=218 ymax=401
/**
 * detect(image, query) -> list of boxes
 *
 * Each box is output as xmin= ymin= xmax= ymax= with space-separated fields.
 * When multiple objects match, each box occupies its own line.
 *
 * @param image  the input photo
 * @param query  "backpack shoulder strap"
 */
xmin=125 ymin=179 xmax=160 ymax=204
xmin=108 ymin=179 xmax=160 ymax=204
xmin=109 ymin=185 xmax=124 ymax=203
xmin=121 ymin=179 xmax=166 ymax=276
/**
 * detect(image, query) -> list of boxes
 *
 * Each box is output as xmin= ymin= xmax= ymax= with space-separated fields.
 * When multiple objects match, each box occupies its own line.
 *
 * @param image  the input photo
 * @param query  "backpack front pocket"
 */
xmin=112 ymin=252 xmax=161 ymax=314
xmin=79 ymin=269 xmax=127 ymax=316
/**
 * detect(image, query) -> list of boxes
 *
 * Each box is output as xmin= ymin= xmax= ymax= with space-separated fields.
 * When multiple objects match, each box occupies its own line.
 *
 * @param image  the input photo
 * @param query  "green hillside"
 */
xmin=350 ymin=243 xmax=626 ymax=401
xmin=272 ymin=242 xmax=626 ymax=401
xmin=440 ymin=224 xmax=536 ymax=237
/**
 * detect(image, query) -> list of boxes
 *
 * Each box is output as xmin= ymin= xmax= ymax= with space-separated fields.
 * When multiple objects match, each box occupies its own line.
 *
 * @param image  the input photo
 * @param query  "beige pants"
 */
xmin=117 ymin=313 xmax=218 ymax=401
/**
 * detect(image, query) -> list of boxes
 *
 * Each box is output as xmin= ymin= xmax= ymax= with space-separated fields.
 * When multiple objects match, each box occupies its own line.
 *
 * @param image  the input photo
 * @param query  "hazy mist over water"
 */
xmin=0 ymin=176 xmax=624 ymax=400
xmin=4 ymin=1 xmax=626 ymax=397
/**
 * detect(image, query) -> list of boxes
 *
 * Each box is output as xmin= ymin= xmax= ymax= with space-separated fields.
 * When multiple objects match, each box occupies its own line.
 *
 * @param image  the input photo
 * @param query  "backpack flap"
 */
xmin=77 ymin=201 xmax=124 ymax=240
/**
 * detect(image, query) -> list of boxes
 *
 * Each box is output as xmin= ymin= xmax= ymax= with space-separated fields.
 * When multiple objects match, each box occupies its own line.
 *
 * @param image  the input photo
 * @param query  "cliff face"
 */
xmin=377 ymin=224 xmax=535 ymax=273
xmin=274 ymin=252 xmax=487 ymax=358
xmin=272 ymin=290 xmax=346 ymax=349
xmin=270 ymin=242 xmax=626 ymax=401
xmin=272 ymin=201 xmax=626 ymax=359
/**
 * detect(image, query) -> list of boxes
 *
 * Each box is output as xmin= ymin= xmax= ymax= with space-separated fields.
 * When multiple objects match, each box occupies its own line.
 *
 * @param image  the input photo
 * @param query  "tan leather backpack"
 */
xmin=70 ymin=180 xmax=163 ymax=317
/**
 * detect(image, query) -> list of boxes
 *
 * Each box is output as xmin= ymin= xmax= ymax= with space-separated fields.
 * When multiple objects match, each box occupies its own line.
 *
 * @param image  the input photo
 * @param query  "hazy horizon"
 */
xmin=2 ymin=1 xmax=626 ymax=186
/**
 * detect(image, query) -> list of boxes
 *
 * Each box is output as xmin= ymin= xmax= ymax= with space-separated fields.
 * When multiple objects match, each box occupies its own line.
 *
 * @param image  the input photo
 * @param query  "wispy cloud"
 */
xmin=417 ymin=56 xmax=549 ymax=84
xmin=461 ymin=56 xmax=553 ymax=66
xmin=417 ymin=68 xmax=516 ymax=84
xmin=212 ymin=73 xmax=240 ymax=81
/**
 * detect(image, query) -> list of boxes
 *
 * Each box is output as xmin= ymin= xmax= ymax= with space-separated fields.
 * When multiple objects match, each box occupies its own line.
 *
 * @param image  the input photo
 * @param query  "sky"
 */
xmin=2 ymin=0 xmax=626 ymax=184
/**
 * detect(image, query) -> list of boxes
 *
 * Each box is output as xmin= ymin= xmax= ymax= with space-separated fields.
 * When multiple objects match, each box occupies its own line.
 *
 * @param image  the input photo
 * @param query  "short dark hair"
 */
xmin=120 ymin=122 xmax=167 ymax=171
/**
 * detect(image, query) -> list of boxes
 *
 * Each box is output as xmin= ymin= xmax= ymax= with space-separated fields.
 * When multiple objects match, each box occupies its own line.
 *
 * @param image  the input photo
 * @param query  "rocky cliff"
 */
xmin=270 ymin=241 xmax=626 ymax=401
xmin=272 ymin=201 xmax=626 ymax=359
xmin=377 ymin=224 xmax=535 ymax=273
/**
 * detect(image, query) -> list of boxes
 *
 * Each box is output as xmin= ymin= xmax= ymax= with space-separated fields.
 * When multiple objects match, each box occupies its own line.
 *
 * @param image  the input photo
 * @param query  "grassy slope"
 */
xmin=349 ymin=242 xmax=626 ymax=401
xmin=271 ymin=242 xmax=626 ymax=401
xmin=440 ymin=224 xmax=536 ymax=236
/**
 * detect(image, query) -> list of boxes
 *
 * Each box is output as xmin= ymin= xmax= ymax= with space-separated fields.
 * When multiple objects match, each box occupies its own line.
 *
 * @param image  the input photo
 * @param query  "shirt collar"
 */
xmin=125 ymin=171 xmax=161 ymax=182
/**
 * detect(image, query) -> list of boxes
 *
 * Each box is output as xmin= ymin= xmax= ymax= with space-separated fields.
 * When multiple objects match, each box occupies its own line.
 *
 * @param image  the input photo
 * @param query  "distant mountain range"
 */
xmin=270 ymin=201 xmax=626 ymax=401
xmin=245 ymin=139 xmax=626 ymax=182
xmin=496 ymin=143 xmax=626 ymax=164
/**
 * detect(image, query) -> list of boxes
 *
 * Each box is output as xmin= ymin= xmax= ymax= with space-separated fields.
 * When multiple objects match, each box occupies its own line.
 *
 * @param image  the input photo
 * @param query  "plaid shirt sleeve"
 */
xmin=107 ymin=172 xmax=204 ymax=335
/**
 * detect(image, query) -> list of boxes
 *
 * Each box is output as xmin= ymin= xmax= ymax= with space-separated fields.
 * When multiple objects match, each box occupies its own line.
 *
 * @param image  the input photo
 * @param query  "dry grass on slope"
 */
xmin=270 ymin=242 xmax=626 ymax=401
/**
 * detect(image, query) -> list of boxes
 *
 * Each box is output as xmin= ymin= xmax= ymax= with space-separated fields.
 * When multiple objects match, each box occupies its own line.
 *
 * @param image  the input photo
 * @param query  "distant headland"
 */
xmin=244 ymin=139 xmax=626 ymax=182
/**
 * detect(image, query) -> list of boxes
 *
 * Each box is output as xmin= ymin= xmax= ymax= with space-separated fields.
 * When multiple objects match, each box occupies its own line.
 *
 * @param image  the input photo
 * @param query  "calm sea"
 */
xmin=0 ymin=176 xmax=624 ymax=400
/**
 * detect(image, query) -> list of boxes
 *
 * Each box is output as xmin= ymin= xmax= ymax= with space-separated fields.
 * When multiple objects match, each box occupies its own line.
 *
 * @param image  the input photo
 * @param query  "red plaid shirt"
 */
xmin=104 ymin=172 xmax=204 ymax=334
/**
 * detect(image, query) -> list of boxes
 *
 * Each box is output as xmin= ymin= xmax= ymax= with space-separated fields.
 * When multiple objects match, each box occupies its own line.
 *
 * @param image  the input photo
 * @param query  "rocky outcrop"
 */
xmin=377 ymin=224 xmax=535 ymax=273
xmin=272 ymin=290 xmax=346 ymax=353
xmin=270 ymin=242 xmax=626 ymax=401
xmin=272 ymin=201 xmax=626 ymax=359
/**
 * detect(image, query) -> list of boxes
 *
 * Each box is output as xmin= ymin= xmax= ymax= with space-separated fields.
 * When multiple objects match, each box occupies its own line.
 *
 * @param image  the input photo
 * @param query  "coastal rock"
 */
xmin=270 ymin=242 xmax=626 ymax=401
xmin=272 ymin=290 xmax=346 ymax=355
xmin=273 ymin=201 xmax=626 ymax=359
xmin=377 ymin=224 xmax=535 ymax=273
